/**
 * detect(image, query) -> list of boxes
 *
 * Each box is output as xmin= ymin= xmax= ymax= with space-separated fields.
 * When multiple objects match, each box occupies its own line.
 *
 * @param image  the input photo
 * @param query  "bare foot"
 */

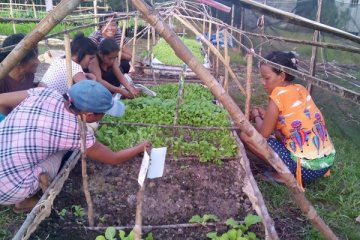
xmin=39 ymin=172 xmax=49 ymax=193
xmin=14 ymin=195 xmax=39 ymax=213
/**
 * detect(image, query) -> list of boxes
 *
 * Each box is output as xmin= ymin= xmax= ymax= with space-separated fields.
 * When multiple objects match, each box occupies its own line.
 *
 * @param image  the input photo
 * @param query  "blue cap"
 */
xmin=68 ymin=80 xmax=125 ymax=117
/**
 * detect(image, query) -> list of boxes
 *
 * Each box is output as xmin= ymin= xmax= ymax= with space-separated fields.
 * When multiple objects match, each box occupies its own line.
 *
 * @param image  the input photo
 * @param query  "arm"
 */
xmin=120 ymin=44 xmax=132 ymax=61
xmin=0 ymin=90 xmax=28 ymax=113
xmin=251 ymin=99 xmax=279 ymax=138
xmin=112 ymin=61 xmax=140 ymax=97
xmin=86 ymin=140 xmax=151 ymax=165
xmin=73 ymin=72 xmax=96 ymax=83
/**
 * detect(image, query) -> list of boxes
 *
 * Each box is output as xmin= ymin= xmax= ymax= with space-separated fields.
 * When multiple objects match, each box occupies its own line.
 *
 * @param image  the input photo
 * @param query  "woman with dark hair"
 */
xmin=39 ymin=32 xmax=98 ymax=95
xmin=0 ymin=33 xmax=39 ymax=116
xmin=87 ymin=38 xmax=134 ymax=98
xmin=241 ymin=51 xmax=336 ymax=190
xmin=0 ymin=33 xmax=39 ymax=94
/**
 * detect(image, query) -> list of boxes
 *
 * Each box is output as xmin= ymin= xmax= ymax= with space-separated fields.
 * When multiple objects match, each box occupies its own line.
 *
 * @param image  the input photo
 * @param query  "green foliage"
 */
xmin=189 ymin=214 xmax=220 ymax=226
xmin=95 ymin=228 xmax=153 ymax=240
xmin=153 ymin=37 xmax=204 ymax=65
xmin=204 ymin=214 xmax=261 ymax=240
xmin=97 ymin=83 xmax=238 ymax=163
xmin=72 ymin=205 xmax=84 ymax=218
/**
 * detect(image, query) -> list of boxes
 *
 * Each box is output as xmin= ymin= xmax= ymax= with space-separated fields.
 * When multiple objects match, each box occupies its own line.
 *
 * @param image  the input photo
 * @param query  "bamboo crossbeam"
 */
xmin=239 ymin=0 xmax=360 ymax=44
xmin=131 ymin=0 xmax=338 ymax=238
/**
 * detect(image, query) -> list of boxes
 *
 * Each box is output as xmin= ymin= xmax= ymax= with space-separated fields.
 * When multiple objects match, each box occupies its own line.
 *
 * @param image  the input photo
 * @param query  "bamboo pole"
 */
xmin=308 ymin=0 xmax=323 ymax=93
xmin=64 ymin=32 xmax=73 ymax=88
xmin=239 ymin=7 xmax=244 ymax=55
xmin=132 ymin=16 xmax=138 ymax=66
xmin=0 ymin=0 xmax=82 ymax=82
xmin=174 ymin=13 xmax=246 ymax=95
xmin=32 ymin=0 xmax=37 ymax=19
xmin=230 ymin=4 xmax=234 ymax=36
xmin=207 ymin=21 xmax=212 ymax=58
xmin=215 ymin=27 xmax=220 ymax=76
xmin=245 ymin=52 xmax=253 ymax=120
xmin=224 ymin=29 xmax=229 ymax=92
xmin=239 ymin=0 xmax=360 ymax=44
xmin=93 ymin=0 xmax=98 ymax=31
xmin=9 ymin=0 xmax=16 ymax=33
xmin=134 ymin=183 xmax=145 ymax=240
xmin=118 ymin=20 xmax=127 ymax=63
xmin=126 ymin=0 xmax=129 ymax=12
xmin=131 ymin=1 xmax=338 ymax=239
xmin=202 ymin=15 xmax=206 ymax=34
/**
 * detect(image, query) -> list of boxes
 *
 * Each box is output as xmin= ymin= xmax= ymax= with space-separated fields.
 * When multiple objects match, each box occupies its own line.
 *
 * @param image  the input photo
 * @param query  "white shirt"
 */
xmin=40 ymin=57 xmax=84 ymax=95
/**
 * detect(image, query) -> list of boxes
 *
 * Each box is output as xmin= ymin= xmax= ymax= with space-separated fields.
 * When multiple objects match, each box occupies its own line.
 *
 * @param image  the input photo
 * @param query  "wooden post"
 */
xmin=308 ymin=0 xmax=323 ymax=93
xmin=64 ymin=32 xmax=73 ymax=88
xmin=207 ymin=21 xmax=212 ymax=58
xmin=0 ymin=0 xmax=83 ymax=81
xmin=231 ymin=4 xmax=234 ymax=36
xmin=126 ymin=0 xmax=129 ymax=12
xmin=132 ymin=16 xmax=138 ymax=66
xmin=118 ymin=20 xmax=127 ymax=63
xmin=245 ymin=52 xmax=253 ymax=120
xmin=259 ymin=0 xmax=267 ymax=56
xmin=202 ymin=15 xmax=206 ymax=34
xmin=215 ymin=26 xmax=220 ymax=77
xmin=239 ymin=6 xmax=244 ymax=54
xmin=224 ymin=29 xmax=229 ymax=92
xmin=9 ymin=0 xmax=16 ymax=33
xmin=130 ymin=1 xmax=338 ymax=238
xmin=32 ymin=0 xmax=37 ymax=19
xmin=93 ymin=0 xmax=98 ymax=31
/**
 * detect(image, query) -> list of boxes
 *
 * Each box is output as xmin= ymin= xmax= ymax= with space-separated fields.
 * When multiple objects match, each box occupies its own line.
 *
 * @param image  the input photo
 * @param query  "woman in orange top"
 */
xmin=242 ymin=51 xmax=335 ymax=187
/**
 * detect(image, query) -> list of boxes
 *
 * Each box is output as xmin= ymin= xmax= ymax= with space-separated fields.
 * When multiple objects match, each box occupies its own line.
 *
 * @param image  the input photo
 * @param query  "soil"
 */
xmin=30 ymin=156 xmax=257 ymax=240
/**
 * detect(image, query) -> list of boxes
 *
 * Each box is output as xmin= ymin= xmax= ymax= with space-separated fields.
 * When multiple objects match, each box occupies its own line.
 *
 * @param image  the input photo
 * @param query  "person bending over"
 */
xmin=0 ymin=80 xmax=150 ymax=213
xmin=241 ymin=51 xmax=335 ymax=189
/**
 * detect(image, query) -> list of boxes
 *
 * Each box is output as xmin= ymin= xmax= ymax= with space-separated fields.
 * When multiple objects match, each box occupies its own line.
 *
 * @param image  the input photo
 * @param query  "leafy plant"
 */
xmin=95 ymin=228 xmax=153 ymax=240
xmin=72 ymin=205 xmax=85 ymax=218
xmin=206 ymin=214 xmax=262 ymax=240
xmin=189 ymin=214 xmax=219 ymax=226
xmin=57 ymin=208 xmax=67 ymax=219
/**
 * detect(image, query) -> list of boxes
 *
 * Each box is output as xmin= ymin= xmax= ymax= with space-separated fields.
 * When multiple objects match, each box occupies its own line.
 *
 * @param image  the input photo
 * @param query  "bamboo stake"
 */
xmin=173 ymin=64 xmax=186 ymax=130
xmin=32 ymin=0 xmax=37 ymax=19
xmin=230 ymin=4 xmax=234 ymax=36
xmin=132 ymin=16 xmax=138 ymax=66
xmin=239 ymin=0 xmax=360 ymax=44
xmin=134 ymin=183 xmax=145 ymax=240
xmin=118 ymin=20 xmax=127 ymax=63
xmin=207 ymin=21 xmax=212 ymax=58
xmin=259 ymin=0 xmax=267 ymax=56
xmin=224 ymin=29 xmax=229 ymax=92
xmin=9 ymin=0 xmax=16 ymax=33
xmin=131 ymin=1 xmax=338 ymax=238
xmin=239 ymin=7 xmax=244 ymax=55
xmin=174 ymin=13 xmax=246 ymax=95
xmin=245 ymin=52 xmax=253 ymax=120
xmin=152 ymin=27 xmax=156 ymax=46
xmin=202 ymin=15 xmax=206 ymax=34
xmin=215 ymin=27 xmax=220 ymax=76
xmin=93 ymin=0 xmax=98 ymax=31
xmin=64 ymin=32 xmax=73 ymax=88
xmin=78 ymin=115 xmax=94 ymax=227
xmin=0 ymin=0 xmax=82 ymax=82
xmin=308 ymin=0 xmax=323 ymax=93
xmin=126 ymin=0 xmax=129 ymax=13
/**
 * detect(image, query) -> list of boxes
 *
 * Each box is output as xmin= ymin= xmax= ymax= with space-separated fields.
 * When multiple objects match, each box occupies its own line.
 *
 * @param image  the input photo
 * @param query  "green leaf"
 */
xmin=189 ymin=214 xmax=203 ymax=223
xmin=206 ymin=232 xmax=219 ymax=239
xmin=245 ymin=232 xmax=257 ymax=240
xmin=105 ymin=227 xmax=116 ymax=240
xmin=219 ymin=233 xmax=230 ymax=240
xmin=145 ymin=232 xmax=154 ymax=240
xmin=225 ymin=218 xmax=241 ymax=229
xmin=244 ymin=214 xmax=262 ymax=228
xmin=226 ymin=229 xmax=237 ymax=240
xmin=95 ymin=236 xmax=106 ymax=240
xmin=204 ymin=214 xmax=220 ymax=222
xmin=119 ymin=230 xmax=126 ymax=240
xmin=128 ymin=231 xmax=135 ymax=240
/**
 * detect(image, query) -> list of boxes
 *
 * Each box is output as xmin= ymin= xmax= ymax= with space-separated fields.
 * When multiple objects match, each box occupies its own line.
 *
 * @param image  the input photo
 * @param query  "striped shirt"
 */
xmin=0 ymin=88 xmax=95 ymax=204
xmin=89 ymin=29 xmax=130 ymax=46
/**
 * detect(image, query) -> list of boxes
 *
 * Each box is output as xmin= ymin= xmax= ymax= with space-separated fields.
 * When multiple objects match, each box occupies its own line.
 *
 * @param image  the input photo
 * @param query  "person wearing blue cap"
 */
xmin=0 ymin=80 xmax=150 ymax=213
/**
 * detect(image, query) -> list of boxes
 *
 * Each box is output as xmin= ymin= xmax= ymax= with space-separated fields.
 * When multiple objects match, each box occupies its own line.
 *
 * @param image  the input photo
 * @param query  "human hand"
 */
xmin=85 ymin=73 xmax=97 ymax=80
xmin=139 ymin=140 xmax=152 ymax=153
xmin=129 ymin=86 xmax=141 ymax=98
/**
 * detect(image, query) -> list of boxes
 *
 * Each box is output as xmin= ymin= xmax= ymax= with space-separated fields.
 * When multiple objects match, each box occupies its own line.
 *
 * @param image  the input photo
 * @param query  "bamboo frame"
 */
xmin=132 ymin=16 xmax=139 ymax=66
xmin=131 ymin=1 xmax=338 ymax=238
xmin=245 ymin=52 xmax=253 ymax=120
xmin=64 ymin=32 xmax=73 ymax=88
xmin=224 ymin=29 xmax=229 ymax=92
xmin=173 ymin=13 xmax=246 ymax=95
xmin=118 ymin=20 xmax=127 ymax=63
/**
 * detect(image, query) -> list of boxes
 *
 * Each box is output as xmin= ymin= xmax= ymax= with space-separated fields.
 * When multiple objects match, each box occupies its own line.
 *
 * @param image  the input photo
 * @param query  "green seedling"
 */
xmin=189 ymin=214 xmax=219 ymax=226
xmin=57 ymin=208 xmax=67 ymax=219
xmin=72 ymin=205 xmax=84 ymax=218
xmin=95 ymin=228 xmax=154 ymax=240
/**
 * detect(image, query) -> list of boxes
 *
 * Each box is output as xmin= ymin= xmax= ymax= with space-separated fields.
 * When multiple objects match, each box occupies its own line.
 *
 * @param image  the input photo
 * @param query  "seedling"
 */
xmin=95 ymin=227 xmax=154 ymax=240
xmin=57 ymin=208 xmax=67 ymax=219
xmin=72 ymin=205 xmax=84 ymax=218
xmin=189 ymin=214 xmax=219 ymax=226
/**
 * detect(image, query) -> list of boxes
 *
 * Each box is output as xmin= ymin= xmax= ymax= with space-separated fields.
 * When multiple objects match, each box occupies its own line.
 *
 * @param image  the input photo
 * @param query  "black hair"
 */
xmin=98 ymin=12 xmax=119 ymax=30
xmin=98 ymin=38 xmax=120 ymax=55
xmin=71 ymin=32 xmax=98 ymax=63
xmin=0 ymin=33 xmax=38 ymax=64
xmin=262 ymin=51 xmax=298 ymax=82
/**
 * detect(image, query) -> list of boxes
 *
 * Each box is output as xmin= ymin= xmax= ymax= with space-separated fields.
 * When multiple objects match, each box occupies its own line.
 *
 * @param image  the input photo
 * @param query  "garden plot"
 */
xmin=29 ymin=83 xmax=264 ymax=240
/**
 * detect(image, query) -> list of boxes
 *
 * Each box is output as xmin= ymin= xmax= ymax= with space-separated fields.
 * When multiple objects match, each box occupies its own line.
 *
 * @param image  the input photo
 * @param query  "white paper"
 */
xmin=147 ymin=147 xmax=167 ymax=179
xmin=138 ymin=150 xmax=150 ymax=186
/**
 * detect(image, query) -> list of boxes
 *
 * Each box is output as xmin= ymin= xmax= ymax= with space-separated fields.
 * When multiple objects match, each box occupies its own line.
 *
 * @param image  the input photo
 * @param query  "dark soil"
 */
xmin=30 ymin=156 xmax=258 ymax=240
